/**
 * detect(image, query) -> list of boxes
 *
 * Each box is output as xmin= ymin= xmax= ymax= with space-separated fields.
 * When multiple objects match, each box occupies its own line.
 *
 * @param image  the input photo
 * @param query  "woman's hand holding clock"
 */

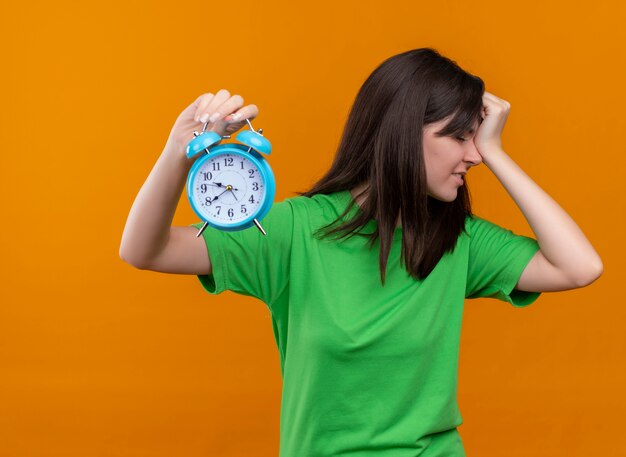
xmin=166 ymin=89 xmax=259 ymax=160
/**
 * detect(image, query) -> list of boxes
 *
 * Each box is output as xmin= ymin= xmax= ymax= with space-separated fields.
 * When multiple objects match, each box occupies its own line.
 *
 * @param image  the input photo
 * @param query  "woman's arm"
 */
xmin=119 ymin=142 xmax=193 ymax=268
xmin=119 ymin=90 xmax=259 ymax=269
xmin=474 ymin=92 xmax=603 ymax=291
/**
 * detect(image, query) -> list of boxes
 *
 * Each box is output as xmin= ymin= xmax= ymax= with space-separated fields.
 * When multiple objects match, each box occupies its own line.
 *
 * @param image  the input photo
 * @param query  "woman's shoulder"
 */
xmin=280 ymin=191 xmax=351 ymax=230
xmin=461 ymin=213 xmax=531 ymax=245
xmin=284 ymin=191 xmax=346 ymax=214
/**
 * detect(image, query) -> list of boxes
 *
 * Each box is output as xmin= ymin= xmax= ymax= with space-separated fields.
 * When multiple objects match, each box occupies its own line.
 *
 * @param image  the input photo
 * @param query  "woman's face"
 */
xmin=422 ymin=117 xmax=483 ymax=202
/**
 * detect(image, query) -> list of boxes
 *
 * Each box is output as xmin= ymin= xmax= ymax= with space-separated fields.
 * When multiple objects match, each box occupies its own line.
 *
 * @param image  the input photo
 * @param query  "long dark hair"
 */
xmin=296 ymin=47 xmax=485 ymax=286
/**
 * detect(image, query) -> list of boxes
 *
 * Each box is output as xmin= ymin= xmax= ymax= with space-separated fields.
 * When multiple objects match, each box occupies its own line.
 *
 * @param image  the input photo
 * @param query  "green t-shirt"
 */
xmin=190 ymin=189 xmax=542 ymax=457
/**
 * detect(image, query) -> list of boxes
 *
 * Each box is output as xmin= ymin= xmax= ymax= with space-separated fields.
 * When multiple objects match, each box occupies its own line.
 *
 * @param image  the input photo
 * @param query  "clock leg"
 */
xmin=253 ymin=219 xmax=267 ymax=236
xmin=195 ymin=222 xmax=209 ymax=238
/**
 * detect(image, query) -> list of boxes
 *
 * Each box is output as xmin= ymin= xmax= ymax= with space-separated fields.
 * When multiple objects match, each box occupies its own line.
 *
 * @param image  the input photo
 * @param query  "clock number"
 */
xmin=204 ymin=197 xmax=212 ymax=206
xmin=224 ymin=157 xmax=234 ymax=167
xmin=252 ymin=182 xmax=259 ymax=191
xmin=212 ymin=162 xmax=221 ymax=171
xmin=215 ymin=206 xmax=221 ymax=215
xmin=240 ymin=205 xmax=247 ymax=213
xmin=240 ymin=161 xmax=244 ymax=169
xmin=248 ymin=195 xmax=255 ymax=204
xmin=200 ymin=184 xmax=208 ymax=193
xmin=248 ymin=169 xmax=255 ymax=178
xmin=227 ymin=208 xmax=234 ymax=217
xmin=202 ymin=172 xmax=213 ymax=181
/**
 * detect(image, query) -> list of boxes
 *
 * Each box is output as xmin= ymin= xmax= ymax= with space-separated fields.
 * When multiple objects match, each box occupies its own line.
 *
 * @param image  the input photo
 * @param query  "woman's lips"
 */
xmin=452 ymin=173 xmax=464 ymax=185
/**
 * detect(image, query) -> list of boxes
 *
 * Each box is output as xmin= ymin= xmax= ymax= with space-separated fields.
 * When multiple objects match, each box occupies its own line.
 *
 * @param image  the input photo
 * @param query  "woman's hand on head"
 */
xmin=166 ymin=89 xmax=259 ymax=156
xmin=473 ymin=91 xmax=511 ymax=155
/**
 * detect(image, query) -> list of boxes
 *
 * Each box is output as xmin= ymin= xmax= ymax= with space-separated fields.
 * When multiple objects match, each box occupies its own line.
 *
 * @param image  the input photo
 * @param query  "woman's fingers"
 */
xmin=225 ymin=103 xmax=259 ymax=124
xmin=192 ymin=90 xmax=260 ymax=127
xmin=187 ymin=90 xmax=261 ymax=139
xmin=200 ymin=89 xmax=233 ymax=123
xmin=193 ymin=92 xmax=215 ymax=122
xmin=193 ymin=90 xmax=229 ymax=123
xmin=482 ymin=91 xmax=511 ymax=111
xmin=210 ymin=94 xmax=245 ymax=123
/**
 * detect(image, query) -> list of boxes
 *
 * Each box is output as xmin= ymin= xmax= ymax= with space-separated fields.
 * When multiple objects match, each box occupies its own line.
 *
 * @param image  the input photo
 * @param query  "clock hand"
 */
xmin=214 ymin=189 xmax=229 ymax=199
xmin=211 ymin=185 xmax=240 ymax=204
xmin=206 ymin=182 xmax=239 ymax=191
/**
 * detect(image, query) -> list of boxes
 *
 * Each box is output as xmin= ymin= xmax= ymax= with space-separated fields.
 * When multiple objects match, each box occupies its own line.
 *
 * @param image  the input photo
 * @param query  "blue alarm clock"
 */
xmin=186 ymin=118 xmax=275 ymax=237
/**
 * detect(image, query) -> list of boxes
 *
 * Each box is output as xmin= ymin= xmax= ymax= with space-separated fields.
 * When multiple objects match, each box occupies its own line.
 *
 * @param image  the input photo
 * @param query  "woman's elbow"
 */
xmin=119 ymin=248 xmax=149 ymax=270
xmin=575 ymin=260 xmax=604 ymax=287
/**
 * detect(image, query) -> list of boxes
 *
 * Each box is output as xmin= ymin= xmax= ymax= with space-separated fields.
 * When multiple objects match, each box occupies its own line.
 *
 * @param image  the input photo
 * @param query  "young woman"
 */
xmin=120 ymin=48 xmax=602 ymax=456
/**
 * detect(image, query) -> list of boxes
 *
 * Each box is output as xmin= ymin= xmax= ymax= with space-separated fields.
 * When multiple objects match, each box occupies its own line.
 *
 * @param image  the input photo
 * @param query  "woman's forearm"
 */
xmin=482 ymin=147 xmax=603 ymax=283
xmin=119 ymin=141 xmax=192 ymax=267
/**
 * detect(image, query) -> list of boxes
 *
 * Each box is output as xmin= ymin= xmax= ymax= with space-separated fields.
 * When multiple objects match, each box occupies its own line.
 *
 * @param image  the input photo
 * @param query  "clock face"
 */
xmin=190 ymin=152 xmax=265 ymax=225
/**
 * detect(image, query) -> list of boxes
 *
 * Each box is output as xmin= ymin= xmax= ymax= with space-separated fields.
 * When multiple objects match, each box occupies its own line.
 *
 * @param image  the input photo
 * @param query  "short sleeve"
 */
xmin=189 ymin=199 xmax=294 ymax=307
xmin=465 ymin=215 xmax=542 ymax=308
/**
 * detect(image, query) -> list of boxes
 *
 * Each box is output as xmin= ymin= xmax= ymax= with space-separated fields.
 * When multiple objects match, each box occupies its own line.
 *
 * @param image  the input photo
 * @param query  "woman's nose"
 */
xmin=464 ymin=141 xmax=483 ymax=166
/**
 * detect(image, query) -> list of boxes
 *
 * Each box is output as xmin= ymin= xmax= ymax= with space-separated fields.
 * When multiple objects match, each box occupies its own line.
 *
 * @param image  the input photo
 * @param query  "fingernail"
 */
xmin=209 ymin=112 xmax=221 ymax=123
xmin=230 ymin=112 xmax=241 ymax=121
xmin=199 ymin=113 xmax=209 ymax=123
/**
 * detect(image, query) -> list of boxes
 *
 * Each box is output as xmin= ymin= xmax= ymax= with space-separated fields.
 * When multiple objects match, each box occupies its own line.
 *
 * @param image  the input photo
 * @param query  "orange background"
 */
xmin=1 ymin=0 xmax=624 ymax=456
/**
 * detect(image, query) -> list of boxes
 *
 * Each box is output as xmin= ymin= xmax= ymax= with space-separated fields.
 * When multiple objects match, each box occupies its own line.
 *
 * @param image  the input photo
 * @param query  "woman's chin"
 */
xmin=428 ymin=188 xmax=459 ymax=202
